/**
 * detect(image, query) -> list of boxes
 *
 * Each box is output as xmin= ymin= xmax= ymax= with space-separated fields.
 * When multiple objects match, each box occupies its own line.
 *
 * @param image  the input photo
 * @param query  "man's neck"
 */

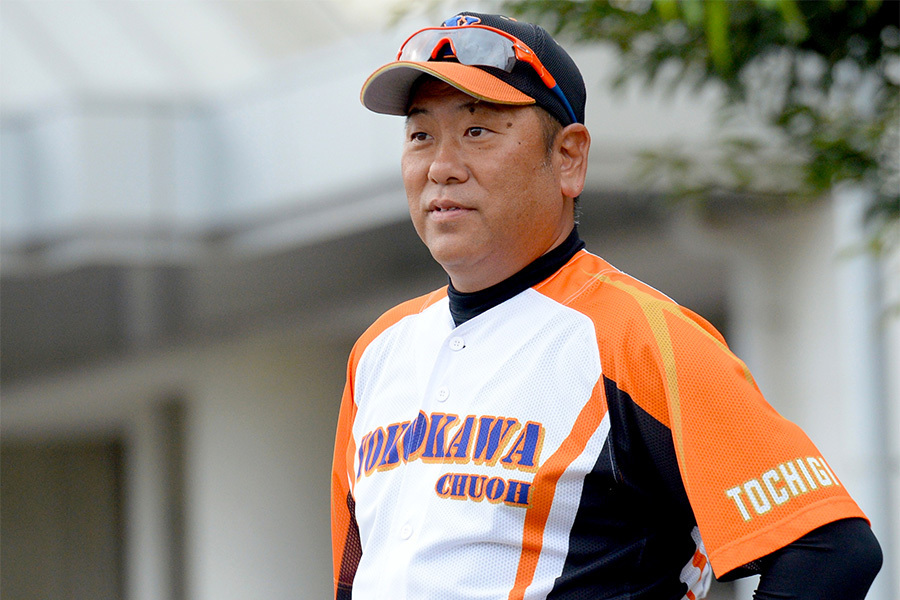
xmin=446 ymin=227 xmax=584 ymax=327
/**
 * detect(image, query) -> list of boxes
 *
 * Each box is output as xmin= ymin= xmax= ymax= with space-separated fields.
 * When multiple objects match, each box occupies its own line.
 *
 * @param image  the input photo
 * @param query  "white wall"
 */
xmin=1 ymin=327 xmax=350 ymax=600
xmin=186 ymin=335 xmax=346 ymax=600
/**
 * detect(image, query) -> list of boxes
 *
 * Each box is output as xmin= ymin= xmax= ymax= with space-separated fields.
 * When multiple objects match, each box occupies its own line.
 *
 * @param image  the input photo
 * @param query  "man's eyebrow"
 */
xmin=406 ymin=107 xmax=428 ymax=122
xmin=460 ymin=99 xmax=501 ymax=115
xmin=406 ymin=99 xmax=503 ymax=123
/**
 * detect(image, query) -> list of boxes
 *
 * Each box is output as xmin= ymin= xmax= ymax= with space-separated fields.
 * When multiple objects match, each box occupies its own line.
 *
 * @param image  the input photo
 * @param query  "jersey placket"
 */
xmin=374 ymin=322 xmax=476 ymax=598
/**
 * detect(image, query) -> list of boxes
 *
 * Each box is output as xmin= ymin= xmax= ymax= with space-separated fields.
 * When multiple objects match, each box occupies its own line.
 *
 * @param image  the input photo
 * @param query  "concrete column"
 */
xmin=830 ymin=186 xmax=894 ymax=599
xmin=183 ymin=335 xmax=345 ymax=600
xmin=125 ymin=401 xmax=184 ymax=600
xmin=881 ymin=238 xmax=900 ymax=596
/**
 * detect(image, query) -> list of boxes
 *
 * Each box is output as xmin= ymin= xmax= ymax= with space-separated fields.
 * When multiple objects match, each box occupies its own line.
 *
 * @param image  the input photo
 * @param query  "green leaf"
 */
xmin=680 ymin=0 xmax=705 ymax=25
xmin=705 ymin=0 xmax=733 ymax=75
xmin=865 ymin=0 xmax=883 ymax=12
xmin=653 ymin=0 xmax=679 ymax=21
xmin=776 ymin=0 xmax=809 ymax=42
xmin=500 ymin=0 xmax=899 ymax=248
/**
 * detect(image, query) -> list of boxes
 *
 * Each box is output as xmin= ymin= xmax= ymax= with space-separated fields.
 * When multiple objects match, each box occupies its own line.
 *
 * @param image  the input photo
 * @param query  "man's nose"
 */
xmin=428 ymin=139 xmax=469 ymax=184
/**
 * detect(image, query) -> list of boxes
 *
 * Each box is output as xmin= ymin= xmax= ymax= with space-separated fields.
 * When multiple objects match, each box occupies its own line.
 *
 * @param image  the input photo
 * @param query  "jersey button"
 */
xmin=399 ymin=524 xmax=413 ymax=540
xmin=449 ymin=336 xmax=465 ymax=351
xmin=436 ymin=386 xmax=450 ymax=402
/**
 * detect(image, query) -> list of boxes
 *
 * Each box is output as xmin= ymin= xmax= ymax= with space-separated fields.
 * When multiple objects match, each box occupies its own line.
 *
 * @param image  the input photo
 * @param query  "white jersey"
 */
xmin=331 ymin=248 xmax=866 ymax=600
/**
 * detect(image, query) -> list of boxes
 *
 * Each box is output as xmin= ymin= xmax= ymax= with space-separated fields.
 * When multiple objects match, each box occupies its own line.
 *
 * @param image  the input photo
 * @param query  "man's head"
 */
xmin=361 ymin=12 xmax=590 ymax=292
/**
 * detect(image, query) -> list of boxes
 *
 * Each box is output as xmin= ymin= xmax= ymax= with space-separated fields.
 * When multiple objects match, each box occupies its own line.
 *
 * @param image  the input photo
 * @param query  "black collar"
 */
xmin=447 ymin=227 xmax=585 ymax=327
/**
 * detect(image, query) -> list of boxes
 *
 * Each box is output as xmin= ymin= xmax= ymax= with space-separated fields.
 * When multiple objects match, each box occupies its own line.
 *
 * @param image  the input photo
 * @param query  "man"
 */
xmin=331 ymin=11 xmax=882 ymax=600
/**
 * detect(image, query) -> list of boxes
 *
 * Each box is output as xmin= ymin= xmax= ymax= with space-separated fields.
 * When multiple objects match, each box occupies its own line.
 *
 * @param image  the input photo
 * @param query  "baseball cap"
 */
xmin=360 ymin=11 xmax=586 ymax=126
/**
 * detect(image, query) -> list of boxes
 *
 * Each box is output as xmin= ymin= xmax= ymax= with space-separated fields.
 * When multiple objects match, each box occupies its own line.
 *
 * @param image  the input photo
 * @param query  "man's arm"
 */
xmin=331 ymin=374 xmax=362 ymax=600
xmin=754 ymin=518 xmax=882 ymax=600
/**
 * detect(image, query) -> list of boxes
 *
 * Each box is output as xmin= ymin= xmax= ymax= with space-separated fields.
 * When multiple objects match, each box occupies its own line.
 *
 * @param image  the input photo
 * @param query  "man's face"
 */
xmin=402 ymin=80 xmax=574 ymax=293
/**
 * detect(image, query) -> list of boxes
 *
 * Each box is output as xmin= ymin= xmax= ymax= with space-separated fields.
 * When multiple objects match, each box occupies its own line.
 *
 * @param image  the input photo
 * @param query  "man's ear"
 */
xmin=556 ymin=123 xmax=591 ymax=200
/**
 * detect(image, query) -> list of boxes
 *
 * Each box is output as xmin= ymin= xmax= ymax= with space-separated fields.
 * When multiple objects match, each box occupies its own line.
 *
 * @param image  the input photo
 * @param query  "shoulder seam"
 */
xmin=534 ymin=250 xmax=620 ymax=308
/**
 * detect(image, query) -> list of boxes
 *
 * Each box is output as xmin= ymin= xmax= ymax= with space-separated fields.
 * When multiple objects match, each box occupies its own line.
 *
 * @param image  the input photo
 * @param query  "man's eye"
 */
xmin=466 ymin=127 xmax=485 ymax=137
xmin=410 ymin=132 xmax=429 ymax=142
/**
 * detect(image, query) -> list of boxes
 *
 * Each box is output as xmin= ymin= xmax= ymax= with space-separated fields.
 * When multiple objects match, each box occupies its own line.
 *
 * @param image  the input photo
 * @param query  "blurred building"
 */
xmin=1 ymin=2 xmax=896 ymax=599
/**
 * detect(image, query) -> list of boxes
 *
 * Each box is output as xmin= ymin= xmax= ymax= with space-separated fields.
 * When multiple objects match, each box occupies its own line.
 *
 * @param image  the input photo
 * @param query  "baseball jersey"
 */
xmin=331 ymin=232 xmax=867 ymax=600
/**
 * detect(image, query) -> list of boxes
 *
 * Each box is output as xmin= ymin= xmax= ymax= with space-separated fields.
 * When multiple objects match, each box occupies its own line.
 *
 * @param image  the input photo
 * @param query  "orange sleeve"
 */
xmin=331 ymin=348 xmax=361 ymax=599
xmin=563 ymin=263 xmax=869 ymax=579
xmin=657 ymin=303 xmax=868 ymax=576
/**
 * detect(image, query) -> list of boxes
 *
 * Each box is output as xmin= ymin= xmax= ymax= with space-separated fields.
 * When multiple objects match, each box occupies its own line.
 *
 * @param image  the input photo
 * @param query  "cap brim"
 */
xmin=360 ymin=61 xmax=536 ymax=116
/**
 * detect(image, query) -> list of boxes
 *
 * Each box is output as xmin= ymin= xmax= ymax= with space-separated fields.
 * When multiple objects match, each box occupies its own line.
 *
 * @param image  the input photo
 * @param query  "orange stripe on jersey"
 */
xmin=692 ymin=549 xmax=707 ymax=571
xmin=507 ymin=379 xmax=608 ymax=600
xmin=331 ymin=375 xmax=359 ymax=595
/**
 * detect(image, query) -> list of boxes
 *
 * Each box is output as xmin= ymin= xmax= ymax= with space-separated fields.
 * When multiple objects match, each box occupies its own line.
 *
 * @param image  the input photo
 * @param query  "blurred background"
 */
xmin=1 ymin=1 xmax=897 ymax=599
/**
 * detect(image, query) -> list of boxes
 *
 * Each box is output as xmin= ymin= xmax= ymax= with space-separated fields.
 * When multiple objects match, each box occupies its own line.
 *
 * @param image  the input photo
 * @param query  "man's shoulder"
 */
xmin=351 ymin=286 xmax=449 ymax=354
xmin=542 ymin=250 xmax=724 ymax=344
xmin=541 ymin=250 xmax=675 ymax=314
xmin=374 ymin=287 xmax=448 ymax=329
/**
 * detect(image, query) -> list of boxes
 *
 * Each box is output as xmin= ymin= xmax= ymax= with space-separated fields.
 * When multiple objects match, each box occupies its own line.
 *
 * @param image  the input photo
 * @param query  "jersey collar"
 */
xmin=447 ymin=227 xmax=584 ymax=327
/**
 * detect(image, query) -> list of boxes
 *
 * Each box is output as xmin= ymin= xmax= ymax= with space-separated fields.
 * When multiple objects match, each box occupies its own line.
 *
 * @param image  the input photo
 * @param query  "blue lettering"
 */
xmin=435 ymin=473 xmax=452 ymax=498
xmin=450 ymin=473 xmax=468 ymax=499
xmin=377 ymin=422 xmax=409 ymax=469
xmin=403 ymin=411 xmax=429 ymax=461
xmin=467 ymin=474 xmax=488 ymax=501
xmin=473 ymin=417 xmax=519 ymax=465
xmin=447 ymin=415 xmax=476 ymax=461
xmin=484 ymin=477 xmax=507 ymax=502
xmin=356 ymin=431 xmax=371 ymax=480
xmin=422 ymin=413 xmax=458 ymax=459
xmin=363 ymin=427 xmax=386 ymax=476
xmin=504 ymin=480 xmax=532 ymax=506
xmin=500 ymin=422 xmax=543 ymax=470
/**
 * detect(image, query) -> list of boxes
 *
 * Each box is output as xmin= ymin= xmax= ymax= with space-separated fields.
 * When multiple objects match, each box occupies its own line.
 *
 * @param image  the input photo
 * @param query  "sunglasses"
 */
xmin=397 ymin=25 xmax=578 ymax=125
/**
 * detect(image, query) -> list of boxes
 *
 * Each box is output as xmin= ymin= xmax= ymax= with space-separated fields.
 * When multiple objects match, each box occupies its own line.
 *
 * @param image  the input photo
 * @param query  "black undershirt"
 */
xmin=752 ymin=518 xmax=881 ymax=599
xmin=447 ymin=227 xmax=584 ymax=327
xmin=445 ymin=228 xmax=882 ymax=597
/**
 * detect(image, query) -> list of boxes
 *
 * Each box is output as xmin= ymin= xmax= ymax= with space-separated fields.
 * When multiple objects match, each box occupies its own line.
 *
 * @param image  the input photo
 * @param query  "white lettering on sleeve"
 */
xmin=725 ymin=486 xmax=752 ymax=521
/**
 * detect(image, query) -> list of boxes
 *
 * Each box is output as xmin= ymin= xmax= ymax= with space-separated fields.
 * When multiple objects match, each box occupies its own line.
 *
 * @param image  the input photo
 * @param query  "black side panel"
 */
xmin=336 ymin=493 xmax=362 ymax=600
xmin=547 ymin=377 xmax=698 ymax=600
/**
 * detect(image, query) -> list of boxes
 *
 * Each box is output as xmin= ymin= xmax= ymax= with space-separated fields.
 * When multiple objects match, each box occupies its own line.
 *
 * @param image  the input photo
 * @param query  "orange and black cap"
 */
xmin=360 ymin=12 xmax=586 ymax=126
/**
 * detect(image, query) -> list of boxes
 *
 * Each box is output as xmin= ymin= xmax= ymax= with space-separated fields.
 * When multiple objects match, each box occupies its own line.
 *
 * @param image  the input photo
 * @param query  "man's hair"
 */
xmin=535 ymin=108 xmax=563 ymax=160
xmin=534 ymin=107 xmax=581 ymax=213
